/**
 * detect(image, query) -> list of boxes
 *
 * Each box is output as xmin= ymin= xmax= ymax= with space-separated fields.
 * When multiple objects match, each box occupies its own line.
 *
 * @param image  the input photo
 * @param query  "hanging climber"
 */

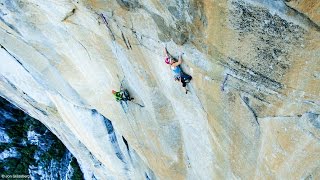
xmin=164 ymin=48 xmax=192 ymax=94
xmin=112 ymin=89 xmax=134 ymax=102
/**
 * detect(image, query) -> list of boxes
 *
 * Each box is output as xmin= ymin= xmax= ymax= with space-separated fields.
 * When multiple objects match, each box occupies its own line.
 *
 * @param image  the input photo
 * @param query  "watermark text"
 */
xmin=1 ymin=174 xmax=30 ymax=179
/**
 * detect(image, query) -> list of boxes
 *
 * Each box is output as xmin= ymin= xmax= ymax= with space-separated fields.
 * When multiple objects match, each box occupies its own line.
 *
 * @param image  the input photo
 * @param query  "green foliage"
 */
xmin=71 ymin=157 xmax=84 ymax=180
xmin=5 ymin=119 xmax=27 ymax=143
xmin=0 ymin=145 xmax=38 ymax=175
xmin=49 ymin=140 xmax=66 ymax=161
xmin=38 ymin=132 xmax=67 ymax=165
xmin=0 ymin=97 xmax=83 ymax=178
xmin=0 ymin=143 xmax=12 ymax=151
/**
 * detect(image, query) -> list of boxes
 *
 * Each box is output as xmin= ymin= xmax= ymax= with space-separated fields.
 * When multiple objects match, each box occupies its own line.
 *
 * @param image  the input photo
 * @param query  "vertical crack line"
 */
xmin=109 ymin=17 xmax=162 ymax=55
xmin=221 ymin=74 xmax=229 ymax=91
xmin=100 ymin=13 xmax=116 ymax=41
xmin=240 ymin=95 xmax=260 ymax=126
xmin=77 ymin=40 xmax=92 ymax=61
xmin=121 ymin=32 xmax=130 ymax=50
xmin=127 ymin=39 xmax=132 ymax=50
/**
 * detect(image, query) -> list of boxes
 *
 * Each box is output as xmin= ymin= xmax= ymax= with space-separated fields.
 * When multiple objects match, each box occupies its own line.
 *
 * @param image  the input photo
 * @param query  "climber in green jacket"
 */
xmin=112 ymin=89 xmax=134 ymax=102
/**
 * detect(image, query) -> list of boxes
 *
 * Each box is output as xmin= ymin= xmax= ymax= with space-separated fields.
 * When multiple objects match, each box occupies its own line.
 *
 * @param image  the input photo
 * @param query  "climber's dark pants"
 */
xmin=121 ymin=90 xmax=133 ymax=101
xmin=180 ymin=72 xmax=192 ymax=87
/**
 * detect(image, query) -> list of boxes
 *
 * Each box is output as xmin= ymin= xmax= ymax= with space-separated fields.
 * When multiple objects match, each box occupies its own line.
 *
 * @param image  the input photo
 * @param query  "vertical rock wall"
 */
xmin=0 ymin=0 xmax=319 ymax=179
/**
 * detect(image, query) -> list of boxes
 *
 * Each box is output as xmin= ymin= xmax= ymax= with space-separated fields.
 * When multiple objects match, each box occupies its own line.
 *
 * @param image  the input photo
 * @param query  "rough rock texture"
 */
xmin=0 ymin=0 xmax=319 ymax=179
xmin=284 ymin=0 xmax=320 ymax=27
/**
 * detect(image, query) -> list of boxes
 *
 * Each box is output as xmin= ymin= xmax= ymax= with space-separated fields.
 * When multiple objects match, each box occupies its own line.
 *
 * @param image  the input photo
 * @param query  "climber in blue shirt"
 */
xmin=164 ymin=48 xmax=192 ymax=94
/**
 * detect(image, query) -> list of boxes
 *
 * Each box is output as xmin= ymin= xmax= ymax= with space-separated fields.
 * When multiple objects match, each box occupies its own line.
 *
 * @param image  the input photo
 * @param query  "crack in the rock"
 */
xmin=240 ymin=95 xmax=260 ymax=126
xmin=0 ymin=16 xmax=21 ymax=36
xmin=0 ymin=27 xmax=13 ymax=35
xmin=0 ymin=44 xmax=30 ymax=73
xmin=97 ymin=14 xmax=163 ymax=55
xmin=107 ymin=16 xmax=134 ymax=50
xmin=303 ymin=129 xmax=320 ymax=142
xmin=259 ymin=114 xmax=302 ymax=119
xmin=62 ymin=8 xmax=76 ymax=22
xmin=284 ymin=1 xmax=320 ymax=32
xmin=1 ymin=75 xmax=48 ymax=116
xmin=127 ymin=39 xmax=132 ymax=49
xmin=76 ymin=39 xmax=92 ymax=62
xmin=227 ymin=58 xmax=283 ymax=91
xmin=100 ymin=13 xmax=116 ymax=41
xmin=222 ymin=73 xmax=271 ymax=104
xmin=62 ymin=22 xmax=93 ymax=62
xmin=121 ymin=31 xmax=130 ymax=50
xmin=221 ymin=74 xmax=229 ymax=91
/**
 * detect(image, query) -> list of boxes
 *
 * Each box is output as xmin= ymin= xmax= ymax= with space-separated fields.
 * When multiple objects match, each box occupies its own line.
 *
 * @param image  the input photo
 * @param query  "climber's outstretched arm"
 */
xmin=178 ymin=54 xmax=182 ymax=64
xmin=172 ymin=54 xmax=182 ymax=67
xmin=164 ymin=48 xmax=169 ymax=57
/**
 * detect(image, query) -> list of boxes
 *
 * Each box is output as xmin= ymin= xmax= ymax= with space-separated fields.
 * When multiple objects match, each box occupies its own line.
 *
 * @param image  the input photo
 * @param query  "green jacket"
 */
xmin=113 ymin=91 xmax=123 ymax=101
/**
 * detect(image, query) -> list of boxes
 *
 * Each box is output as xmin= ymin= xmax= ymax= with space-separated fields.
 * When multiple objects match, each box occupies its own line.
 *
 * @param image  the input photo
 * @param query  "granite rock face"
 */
xmin=0 ymin=0 xmax=319 ymax=179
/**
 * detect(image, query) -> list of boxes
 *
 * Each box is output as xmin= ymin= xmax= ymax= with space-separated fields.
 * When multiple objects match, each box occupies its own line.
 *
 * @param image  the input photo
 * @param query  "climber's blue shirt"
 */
xmin=171 ymin=65 xmax=182 ymax=76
